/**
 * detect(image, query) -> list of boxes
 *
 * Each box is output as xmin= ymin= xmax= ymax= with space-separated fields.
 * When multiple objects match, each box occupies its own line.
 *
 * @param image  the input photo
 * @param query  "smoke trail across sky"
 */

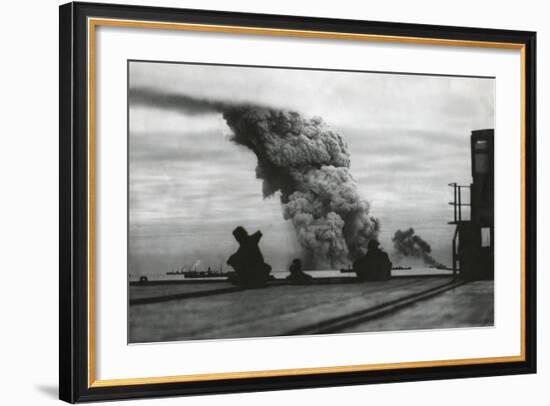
xmin=130 ymin=87 xmax=379 ymax=268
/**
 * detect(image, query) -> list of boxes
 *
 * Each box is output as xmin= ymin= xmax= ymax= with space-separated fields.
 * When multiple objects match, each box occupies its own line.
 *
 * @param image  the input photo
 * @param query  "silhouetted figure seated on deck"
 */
xmin=227 ymin=226 xmax=272 ymax=288
xmin=285 ymin=258 xmax=312 ymax=284
xmin=353 ymin=240 xmax=392 ymax=282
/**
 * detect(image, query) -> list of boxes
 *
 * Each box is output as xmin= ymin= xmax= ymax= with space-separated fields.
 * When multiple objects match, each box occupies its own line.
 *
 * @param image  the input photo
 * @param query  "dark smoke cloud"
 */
xmin=224 ymin=107 xmax=380 ymax=267
xmin=130 ymin=88 xmax=379 ymax=268
xmin=392 ymin=228 xmax=440 ymax=266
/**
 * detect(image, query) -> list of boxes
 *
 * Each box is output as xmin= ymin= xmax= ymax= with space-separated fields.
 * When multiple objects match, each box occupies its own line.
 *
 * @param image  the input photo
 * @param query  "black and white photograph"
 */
xmin=128 ymin=61 xmax=495 ymax=343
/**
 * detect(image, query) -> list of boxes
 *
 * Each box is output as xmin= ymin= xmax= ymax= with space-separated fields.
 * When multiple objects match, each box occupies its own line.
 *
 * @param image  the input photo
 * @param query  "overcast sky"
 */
xmin=128 ymin=61 xmax=494 ymax=275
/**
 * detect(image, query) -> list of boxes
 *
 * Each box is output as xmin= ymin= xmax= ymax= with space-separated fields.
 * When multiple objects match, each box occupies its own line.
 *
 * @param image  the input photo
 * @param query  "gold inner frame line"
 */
xmin=86 ymin=17 xmax=527 ymax=388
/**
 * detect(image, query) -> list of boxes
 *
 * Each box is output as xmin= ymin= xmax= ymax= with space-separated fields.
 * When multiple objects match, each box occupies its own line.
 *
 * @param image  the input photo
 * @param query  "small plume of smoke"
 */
xmin=191 ymin=259 xmax=202 ymax=270
xmin=392 ymin=228 xmax=440 ymax=266
xmin=224 ymin=107 xmax=379 ymax=268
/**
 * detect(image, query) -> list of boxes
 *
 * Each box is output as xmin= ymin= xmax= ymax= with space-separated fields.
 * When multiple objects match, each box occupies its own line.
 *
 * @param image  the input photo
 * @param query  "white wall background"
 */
xmin=0 ymin=0 xmax=546 ymax=405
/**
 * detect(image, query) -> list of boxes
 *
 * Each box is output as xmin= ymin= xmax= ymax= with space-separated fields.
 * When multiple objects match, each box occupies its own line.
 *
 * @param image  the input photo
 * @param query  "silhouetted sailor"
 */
xmin=353 ymin=240 xmax=392 ymax=281
xmin=227 ymin=226 xmax=272 ymax=287
xmin=285 ymin=258 xmax=312 ymax=284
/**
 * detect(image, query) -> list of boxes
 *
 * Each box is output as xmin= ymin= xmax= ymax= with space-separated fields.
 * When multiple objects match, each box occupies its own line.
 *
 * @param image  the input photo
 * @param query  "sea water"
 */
xmin=129 ymin=267 xmax=453 ymax=282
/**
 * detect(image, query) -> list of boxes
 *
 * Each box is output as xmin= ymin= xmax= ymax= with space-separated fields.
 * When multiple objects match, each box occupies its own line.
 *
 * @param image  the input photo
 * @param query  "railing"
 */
xmin=448 ymin=183 xmax=471 ymax=224
xmin=448 ymin=183 xmax=471 ymax=276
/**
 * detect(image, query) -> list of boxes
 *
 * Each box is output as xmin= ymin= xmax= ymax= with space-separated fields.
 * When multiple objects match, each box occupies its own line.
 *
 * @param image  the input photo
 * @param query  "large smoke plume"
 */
xmin=130 ymin=87 xmax=380 ymax=268
xmin=392 ymin=228 xmax=440 ymax=266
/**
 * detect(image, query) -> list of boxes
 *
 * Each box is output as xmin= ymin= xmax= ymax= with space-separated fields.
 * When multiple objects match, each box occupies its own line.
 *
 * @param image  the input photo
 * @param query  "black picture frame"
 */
xmin=59 ymin=1 xmax=537 ymax=403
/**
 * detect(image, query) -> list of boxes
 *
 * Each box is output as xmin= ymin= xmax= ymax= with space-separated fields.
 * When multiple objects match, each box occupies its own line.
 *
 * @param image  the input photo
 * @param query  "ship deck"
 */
xmin=128 ymin=276 xmax=493 ymax=343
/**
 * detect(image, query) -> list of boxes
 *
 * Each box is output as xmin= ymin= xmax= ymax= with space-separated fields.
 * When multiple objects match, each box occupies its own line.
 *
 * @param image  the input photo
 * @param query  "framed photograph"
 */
xmin=59 ymin=1 xmax=536 ymax=403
